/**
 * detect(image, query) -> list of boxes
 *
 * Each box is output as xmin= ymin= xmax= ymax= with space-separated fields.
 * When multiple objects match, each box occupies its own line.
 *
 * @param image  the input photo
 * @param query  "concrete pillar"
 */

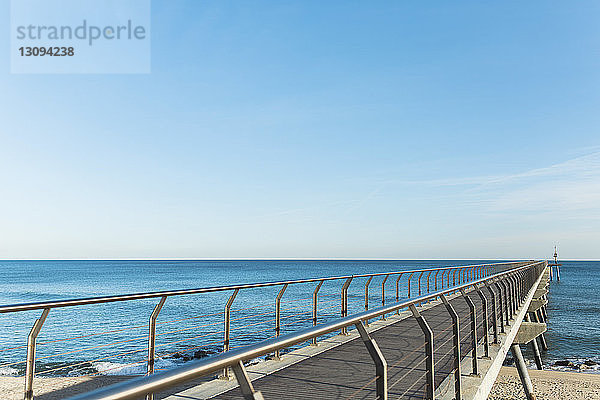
xmin=524 ymin=315 xmax=543 ymax=370
xmin=511 ymin=344 xmax=536 ymax=400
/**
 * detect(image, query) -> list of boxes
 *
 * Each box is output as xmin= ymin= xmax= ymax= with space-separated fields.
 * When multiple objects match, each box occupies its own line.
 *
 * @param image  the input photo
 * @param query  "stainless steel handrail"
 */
xmin=4 ymin=260 xmax=530 ymax=400
xmin=66 ymin=261 xmax=545 ymax=400
xmin=0 ymin=261 xmax=524 ymax=313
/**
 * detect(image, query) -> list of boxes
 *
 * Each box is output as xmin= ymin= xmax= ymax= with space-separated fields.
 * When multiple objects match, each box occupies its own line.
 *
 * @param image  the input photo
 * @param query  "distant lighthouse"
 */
xmin=550 ymin=245 xmax=561 ymax=281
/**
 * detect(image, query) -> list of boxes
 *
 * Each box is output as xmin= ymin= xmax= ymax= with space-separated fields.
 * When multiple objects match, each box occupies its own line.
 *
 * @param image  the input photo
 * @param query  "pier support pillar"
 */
xmin=524 ymin=315 xmax=543 ymax=370
xmin=530 ymin=338 xmax=543 ymax=370
xmin=511 ymin=344 xmax=536 ymax=400
xmin=531 ymin=310 xmax=548 ymax=352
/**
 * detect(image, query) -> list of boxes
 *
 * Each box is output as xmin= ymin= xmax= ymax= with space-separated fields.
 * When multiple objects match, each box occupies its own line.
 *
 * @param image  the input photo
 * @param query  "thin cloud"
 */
xmin=381 ymin=151 xmax=600 ymax=189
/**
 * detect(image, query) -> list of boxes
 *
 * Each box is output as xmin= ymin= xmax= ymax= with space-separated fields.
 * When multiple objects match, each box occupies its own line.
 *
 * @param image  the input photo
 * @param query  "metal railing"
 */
xmin=0 ymin=261 xmax=529 ymax=400
xmin=60 ymin=260 xmax=546 ymax=400
xmin=59 ymin=261 xmax=546 ymax=400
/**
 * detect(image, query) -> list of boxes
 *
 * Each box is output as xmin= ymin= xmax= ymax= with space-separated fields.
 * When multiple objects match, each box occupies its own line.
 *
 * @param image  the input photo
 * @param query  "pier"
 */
xmin=0 ymin=261 xmax=552 ymax=400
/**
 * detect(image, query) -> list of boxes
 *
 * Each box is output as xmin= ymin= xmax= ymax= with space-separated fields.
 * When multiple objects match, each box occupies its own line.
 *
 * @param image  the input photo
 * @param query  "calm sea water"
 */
xmin=540 ymin=261 xmax=600 ymax=370
xmin=0 ymin=260 xmax=597 ymax=376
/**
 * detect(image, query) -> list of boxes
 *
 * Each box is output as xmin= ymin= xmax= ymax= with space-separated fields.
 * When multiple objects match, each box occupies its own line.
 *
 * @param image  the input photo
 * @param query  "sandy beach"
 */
xmin=1 ymin=367 xmax=599 ymax=399
xmin=0 ymin=374 xmax=211 ymax=400
xmin=0 ymin=376 xmax=131 ymax=400
xmin=489 ymin=367 xmax=600 ymax=400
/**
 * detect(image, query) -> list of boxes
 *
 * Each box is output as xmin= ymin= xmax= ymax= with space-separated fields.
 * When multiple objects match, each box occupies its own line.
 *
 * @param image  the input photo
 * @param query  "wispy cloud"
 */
xmin=382 ymin=151 xmax=600 ymax=189
xmin=245 ymin=151 xmax=600 ymax=223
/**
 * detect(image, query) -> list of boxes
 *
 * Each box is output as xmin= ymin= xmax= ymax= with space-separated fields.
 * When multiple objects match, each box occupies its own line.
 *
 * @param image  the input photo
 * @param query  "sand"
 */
xmin=0 ymin=374 xmax=211 ymax=400
xmin=489 ymin=367 xmax=600 ymax=400
xmin=0 ymin=376 xmax=132 ymax=400
xmin=1 ymin=367 xmax=600 ymax=399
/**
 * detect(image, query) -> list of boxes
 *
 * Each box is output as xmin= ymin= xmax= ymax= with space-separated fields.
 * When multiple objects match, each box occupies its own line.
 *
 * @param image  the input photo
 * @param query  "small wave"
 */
xmin=547 ymin=357 xmax=600 ymax=374
xmin=0 ymin=366 xmax=19 ymax=376
xmin=91 ymin=358 xmax=181 ymax=376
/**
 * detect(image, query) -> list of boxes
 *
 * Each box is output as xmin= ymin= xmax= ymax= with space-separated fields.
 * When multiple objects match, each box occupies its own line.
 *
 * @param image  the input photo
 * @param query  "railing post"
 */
xmin=426 ymin=271 xmax=432 ymax=294
xmin=407 ymin=273 xmax=414 ymax=298
xmin=506 ymin=276 xmax=515 ymax=319
xmin=506 ymin=275 xmax=514 ymax=317
xmin=512 ymin=273 xmax=519 ymax=311
xmin=364 ymin=276 xmax=374 ymax=326
xmin=439 ymin=294 xmax=461 ymax=400
xmin=512 ymin=273 xmax=520 ymax=304
xmin=381 ymin=275 xmax=389 ymax=320
xmin=508 ymin=272 xmax=521 ymax=314
xmin=312 ymin=280 xmax=324 ymax=345
xmin=274 ymin=284 xmax=288 ymax=359
xmin=460 ymin=288 xmax=479 ymax=376
xmin=484 ymin=281 xmax=499 ymax=343
xmin=395 ymin=273 xmax=403 ymax=315
xmin=146 ymin=296 xmax=167 ymax=400
xmin=434 ymin=270 xmax=439 ymax=290
xmin=494 ymin=281 xmax=506 ymax=333
xmin=24 ymin=308 xmax=50 ymax=400
xmin=409 ymin=304 xmax=435 ymax=400
xmin=231 ymin=360 xmax=265 ymax=400
xmin=221 ymin=288 xmax=239 ymax=379
xmin=512 ymin=274 xmax=521 ymax=308
xmin=365 ymin=276 xmax=373 ymax=311
xmin=474 ymin=284 xmax=490 ymax=358
xmin=452 ymin=269 xmax=457 ymax=286
xmin=440 ymin=270 xmax=446 ymax=289
xmin=510 ymin=275 xmax=516 ymax=317
xmin=341 ymin=277 xmax=353 ymax=335
xmin=418 ymin=272 xmax=424 ymax=296
xmin=355 ymin=321 xmax=388 ymax=400
xmin=498 ymin=280 xmax=510 ymax=326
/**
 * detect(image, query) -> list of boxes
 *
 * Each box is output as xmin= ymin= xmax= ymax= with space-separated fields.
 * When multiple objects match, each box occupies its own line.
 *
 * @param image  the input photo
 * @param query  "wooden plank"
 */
xmin=213 ymin=290 xmax=495 ymax=400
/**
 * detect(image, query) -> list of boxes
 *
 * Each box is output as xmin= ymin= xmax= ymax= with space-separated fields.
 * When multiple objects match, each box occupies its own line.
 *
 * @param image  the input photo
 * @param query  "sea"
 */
xmin=0 ymin=260 xmax=598 ymax=377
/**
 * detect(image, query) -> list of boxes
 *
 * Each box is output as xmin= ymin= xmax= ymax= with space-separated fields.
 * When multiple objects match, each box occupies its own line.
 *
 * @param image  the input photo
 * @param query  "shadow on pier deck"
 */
xmin=205 ymin=292 xmax=483 ymax=399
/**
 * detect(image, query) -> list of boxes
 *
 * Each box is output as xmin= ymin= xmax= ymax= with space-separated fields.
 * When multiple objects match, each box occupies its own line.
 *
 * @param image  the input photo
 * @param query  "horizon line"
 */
xmin=0 ymin=258 xmax=593 ymax=261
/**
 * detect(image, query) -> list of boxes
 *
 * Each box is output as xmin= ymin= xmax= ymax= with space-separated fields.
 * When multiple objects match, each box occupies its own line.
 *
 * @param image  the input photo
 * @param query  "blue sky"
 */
xmin=1 ymin=1 xmax=599 ymax=259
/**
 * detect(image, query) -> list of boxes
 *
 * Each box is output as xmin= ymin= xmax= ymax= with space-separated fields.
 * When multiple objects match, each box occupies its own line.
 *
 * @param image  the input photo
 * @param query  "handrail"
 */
xmin=0 ymin=261 xmax=526 ymax=313
xmin=66 ymin=261 xmax=545 ymax=400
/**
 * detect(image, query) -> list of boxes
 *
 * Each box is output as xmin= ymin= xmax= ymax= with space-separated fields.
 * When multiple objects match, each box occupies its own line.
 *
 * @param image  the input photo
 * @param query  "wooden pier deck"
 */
xmin=211 ymin=287 xmax=499 ymax=400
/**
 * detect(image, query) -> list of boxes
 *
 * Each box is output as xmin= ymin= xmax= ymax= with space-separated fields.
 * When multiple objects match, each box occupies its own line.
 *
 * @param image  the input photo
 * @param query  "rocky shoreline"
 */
xmin=552 ymin=359 xmax=599 ymax=372
xmin=503 ymin=356 xmax=600 ymax=374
